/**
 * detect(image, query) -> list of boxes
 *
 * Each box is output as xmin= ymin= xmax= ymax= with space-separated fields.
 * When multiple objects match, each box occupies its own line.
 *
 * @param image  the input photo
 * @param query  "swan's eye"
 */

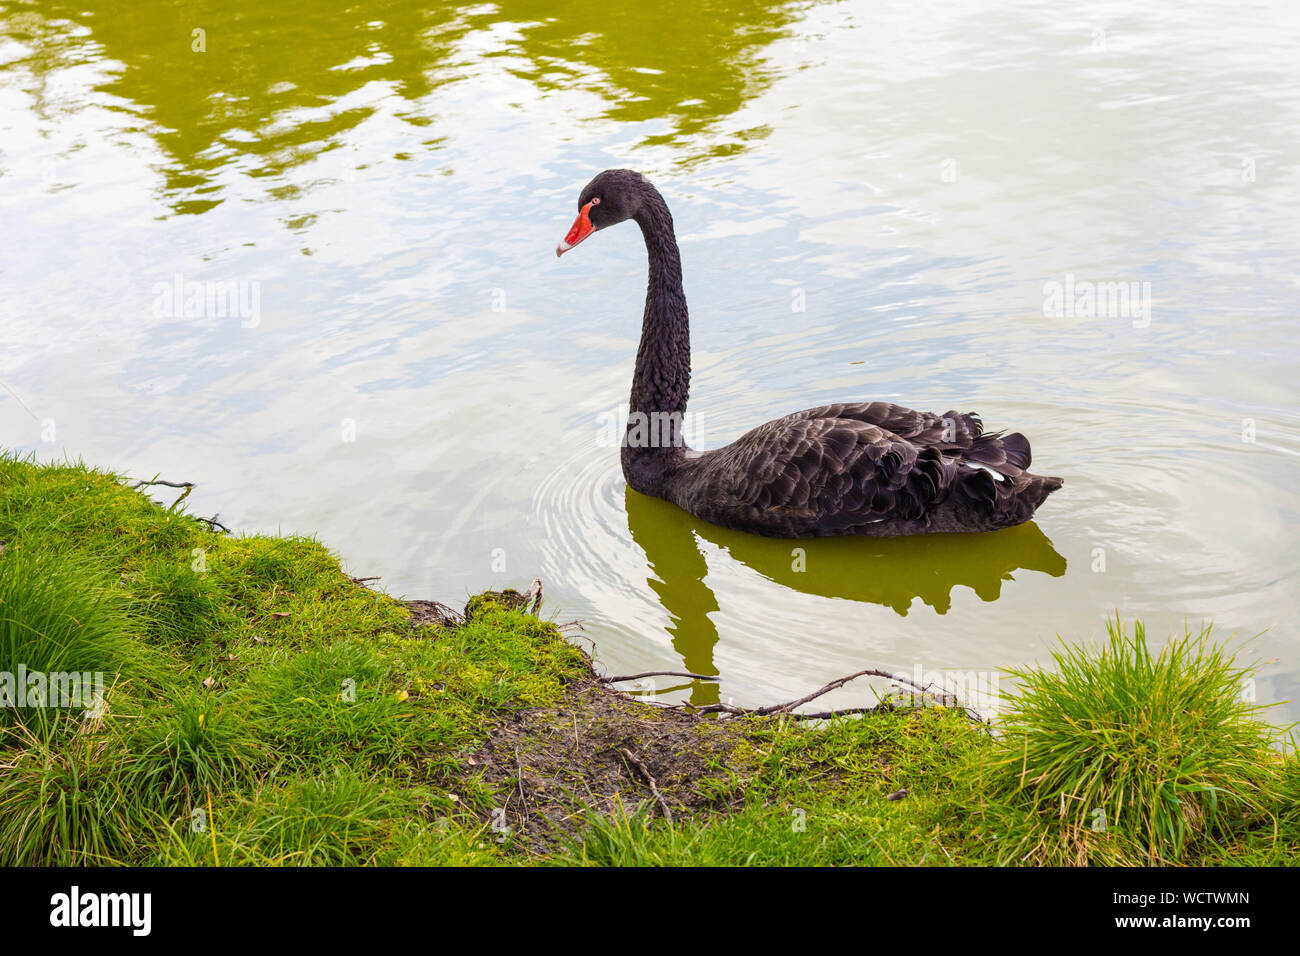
xmin=590 ymin=197 xmax=600 ymax=206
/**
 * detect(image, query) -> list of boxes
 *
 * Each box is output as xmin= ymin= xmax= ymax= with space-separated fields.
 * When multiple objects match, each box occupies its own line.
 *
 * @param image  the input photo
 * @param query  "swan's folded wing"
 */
xmin=788 ymin=402 xmax=985 ymax=448
xmin=714 ymin=416 xmax=959 ymax=528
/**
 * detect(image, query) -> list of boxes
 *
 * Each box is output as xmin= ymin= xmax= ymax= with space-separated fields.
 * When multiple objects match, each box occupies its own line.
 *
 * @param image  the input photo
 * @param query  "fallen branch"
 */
xmin=751 ymin=668 xmax=940 ymax=716
xmin=615 ymin=747 xmax=673 ymax=824
xmin=786 ymin=703 xmax=892 ymax=720
xmin=601 ymin=671 xmax=721 ymax=684
xmin=661 ymin=668 xmax=987 ymax=724
xmin=129 ymin=476 xmax=195 ymax=513
xmin=197 ymin=514 xmax=230 ymax=533
xmin=514 ymin=744 xmax=530 ymax=828
xmin=130 ymin=478 xmax=194 ymax=490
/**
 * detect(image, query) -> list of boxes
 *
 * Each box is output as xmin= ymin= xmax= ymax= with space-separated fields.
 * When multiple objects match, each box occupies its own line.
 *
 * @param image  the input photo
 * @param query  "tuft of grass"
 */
xmin=132 ymin=558 xmax=233 ymax=649
xmin=0 ymin=547 xmax=160 ymax=741
xmin=976 ymin=617 xmax=1289 ymax=863
xmin=0 ymin=725 xmax=165 ymax=865
xmin=125 ymin=690 xmax=267 ymax=806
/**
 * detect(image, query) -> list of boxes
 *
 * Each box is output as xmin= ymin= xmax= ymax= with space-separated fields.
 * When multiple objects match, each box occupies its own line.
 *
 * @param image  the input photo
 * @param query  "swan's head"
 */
xmin=556 ymin=169 xmax=652 ymax=257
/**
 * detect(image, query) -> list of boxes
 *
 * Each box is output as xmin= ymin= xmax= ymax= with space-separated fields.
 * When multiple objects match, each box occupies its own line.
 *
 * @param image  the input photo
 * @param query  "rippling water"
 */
xmin=3 ymin=0 xmax=1298 ymax=718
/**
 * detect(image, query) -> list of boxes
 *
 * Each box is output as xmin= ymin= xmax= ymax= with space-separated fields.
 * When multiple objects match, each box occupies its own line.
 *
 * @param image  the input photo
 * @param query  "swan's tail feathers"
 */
xmin=1027 ymin=473 xmax=1064 ymax=509
xmin=964 ymin=430 xmax=1031 ymax=475
xmin=998 ymin=432 xmax=1032 ymax=471
xmin=938 ymin=410 xmax=985 ymax=444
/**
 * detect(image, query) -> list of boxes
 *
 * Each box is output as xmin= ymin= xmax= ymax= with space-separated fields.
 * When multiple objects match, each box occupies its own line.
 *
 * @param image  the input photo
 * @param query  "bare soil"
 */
xmin=466 ymin=670 xmax=753 ymax=852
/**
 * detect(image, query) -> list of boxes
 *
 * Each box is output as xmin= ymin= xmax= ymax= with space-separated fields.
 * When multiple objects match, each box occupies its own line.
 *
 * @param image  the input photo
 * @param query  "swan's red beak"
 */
xmin=556 ymin=200 xmax=596 ymax=257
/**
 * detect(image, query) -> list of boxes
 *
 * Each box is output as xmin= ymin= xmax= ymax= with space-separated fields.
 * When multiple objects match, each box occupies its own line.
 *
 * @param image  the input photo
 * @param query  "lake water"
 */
xmin=3 ymin=0 xmax=1298 ymax=720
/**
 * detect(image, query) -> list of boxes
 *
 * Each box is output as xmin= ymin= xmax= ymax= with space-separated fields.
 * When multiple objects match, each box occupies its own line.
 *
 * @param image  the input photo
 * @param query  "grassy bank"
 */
xmin=0 ymin=451 xmax=1296 ymax=866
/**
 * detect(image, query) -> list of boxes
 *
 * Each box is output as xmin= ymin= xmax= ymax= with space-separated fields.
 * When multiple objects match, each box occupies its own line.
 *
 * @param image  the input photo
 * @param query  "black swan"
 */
xmin=556 ymin=169 xmax=1062 ymax=538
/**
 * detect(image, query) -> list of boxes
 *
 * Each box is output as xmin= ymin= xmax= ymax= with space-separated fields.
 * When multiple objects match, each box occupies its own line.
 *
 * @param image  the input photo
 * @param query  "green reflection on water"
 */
xmin=8 ymin=0 xmax=806 ymax=213
xmin=625 ymin=486 xmax=1067 ymax=704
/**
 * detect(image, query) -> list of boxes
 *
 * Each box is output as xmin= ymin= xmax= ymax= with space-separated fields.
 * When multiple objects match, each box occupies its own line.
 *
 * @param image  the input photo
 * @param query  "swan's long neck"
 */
xmin=623 ymin=188 xmax=690 ymax=488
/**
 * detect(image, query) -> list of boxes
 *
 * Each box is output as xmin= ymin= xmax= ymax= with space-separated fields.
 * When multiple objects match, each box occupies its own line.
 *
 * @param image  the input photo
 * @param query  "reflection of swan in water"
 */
xmin=623 ymin=486 xmax=1067 ymax=701
xmin=701 ymin=505 xmax=1065 ymax=616
xmin=623 ymin=486 xmax=722 ymax=708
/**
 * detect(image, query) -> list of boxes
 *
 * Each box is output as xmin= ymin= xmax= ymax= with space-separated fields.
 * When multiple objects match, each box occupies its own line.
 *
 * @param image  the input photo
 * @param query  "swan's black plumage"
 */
xmin=558 ymin=169 xmax=1062 ymax=538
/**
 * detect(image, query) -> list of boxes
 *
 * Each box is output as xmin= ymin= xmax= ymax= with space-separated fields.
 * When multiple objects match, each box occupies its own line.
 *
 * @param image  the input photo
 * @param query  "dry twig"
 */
xmin=615 ymin=747 xmax=673 ymax=824
xmin=197 ymin=514 xmax=230 ymax=533
xmin=130 ymin=478 xmax=194 ymax=490
xmin=661 ymin=668 xmax=987 ymax=724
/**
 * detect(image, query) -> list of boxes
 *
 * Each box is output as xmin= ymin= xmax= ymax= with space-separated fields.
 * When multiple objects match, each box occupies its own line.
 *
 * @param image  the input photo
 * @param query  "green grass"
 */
xmin=0 ymin=449 xmax=1295 ymax=866
xmin=154 ymin=769 xmax=429 ymax=866
xmin=0 ymin=547 xmax=161 ymax=742
xmin=973 ymin=618 xmax=1287 ymax=864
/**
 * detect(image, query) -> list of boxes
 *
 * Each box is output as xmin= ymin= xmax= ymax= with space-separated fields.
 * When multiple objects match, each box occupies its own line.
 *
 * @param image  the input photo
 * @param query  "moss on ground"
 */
xmin=0 ymin=451 xmax=1296 ymax=866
